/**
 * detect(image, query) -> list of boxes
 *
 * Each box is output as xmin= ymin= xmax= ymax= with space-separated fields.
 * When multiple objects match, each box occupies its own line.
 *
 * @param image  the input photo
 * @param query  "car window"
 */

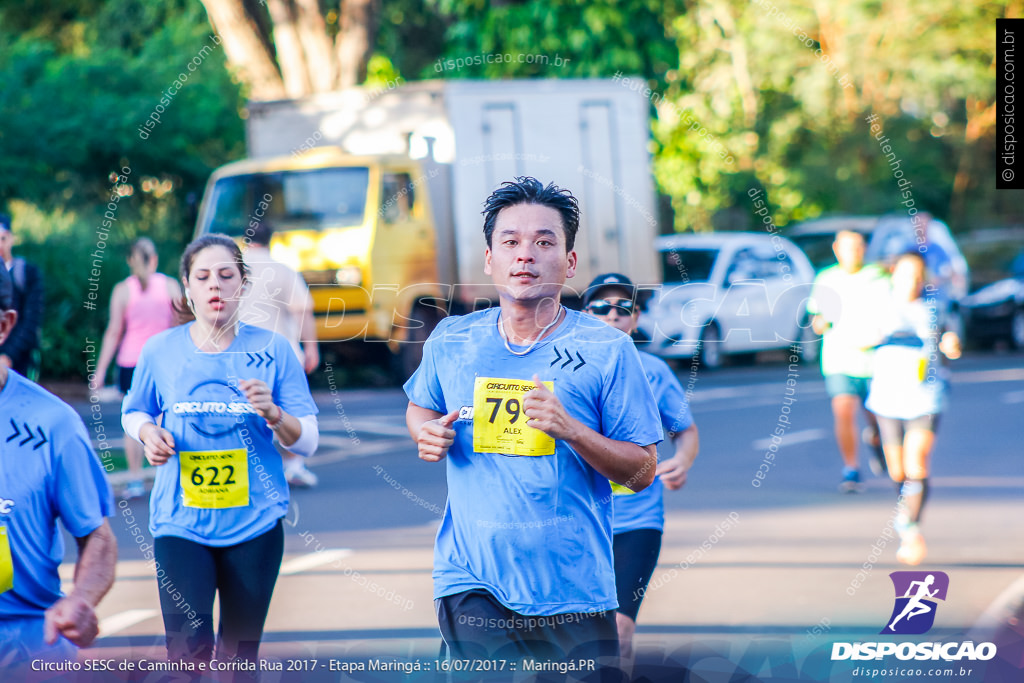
xmin=380 ymin=172 xmax=415 ymax=224
xmin=661 ymin=248 xmax=718 ymax=283
xmin=726 ymin=248 xmax=760 ymax=283
xmin=758 ymin=250 xmax=792 ymax=280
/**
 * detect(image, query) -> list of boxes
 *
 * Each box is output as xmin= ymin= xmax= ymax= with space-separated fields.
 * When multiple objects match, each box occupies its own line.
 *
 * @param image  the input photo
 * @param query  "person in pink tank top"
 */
xmin=92 ymin=238 xmax=181 ymax=498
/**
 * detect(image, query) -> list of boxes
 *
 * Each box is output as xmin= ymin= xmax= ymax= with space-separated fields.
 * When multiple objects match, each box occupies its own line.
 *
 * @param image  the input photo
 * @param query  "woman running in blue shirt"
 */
xmin=122 ymin=234 xmax=318 ymax=665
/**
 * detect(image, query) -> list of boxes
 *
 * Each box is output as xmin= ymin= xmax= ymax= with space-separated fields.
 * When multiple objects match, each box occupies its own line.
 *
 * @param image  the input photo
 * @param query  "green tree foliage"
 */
xmin=657 ymin=0 xmax=1002 ymax=231
xmin=426 ymin=0 xmax=1003 ymax=234
xmin=427 ymin=0 xmax=681 ymax=85
xmin=0 ymin=0 xmax=244 ymax=379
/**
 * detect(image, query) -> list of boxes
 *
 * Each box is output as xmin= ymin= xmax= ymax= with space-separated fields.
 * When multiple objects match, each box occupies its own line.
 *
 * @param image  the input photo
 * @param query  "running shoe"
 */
xmin=120 ymin=480 xmax=146 ymax=500
xmin=896 ymin=528 xmax=927 ymax=566
xmin=285 ymin=461 xmax=319 ymax=488
xmin=839 ymin=468 xmax=864 ymax=493
xmin=862 ymin=426 xmax=888 ymax=476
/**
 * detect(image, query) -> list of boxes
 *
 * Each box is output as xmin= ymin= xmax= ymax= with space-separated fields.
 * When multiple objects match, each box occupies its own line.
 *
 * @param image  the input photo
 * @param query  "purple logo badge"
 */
xmin=882 ymin=571 xmax=949 ymax=635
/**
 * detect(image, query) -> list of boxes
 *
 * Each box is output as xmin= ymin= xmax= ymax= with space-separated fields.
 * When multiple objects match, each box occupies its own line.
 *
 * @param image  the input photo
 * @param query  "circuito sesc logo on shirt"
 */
xmin=883 ymin=571 xmax=949 ymax=635
xmin=172 ymin=379 xmax=256 ymax=438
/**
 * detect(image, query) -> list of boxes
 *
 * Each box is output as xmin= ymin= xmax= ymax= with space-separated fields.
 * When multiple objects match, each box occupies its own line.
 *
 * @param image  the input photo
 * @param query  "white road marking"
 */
xmin=99 ymin=609 xmax=159 ymax=637
xmin=751 ymin=428 xmax=827 ymax=451
xmin=952 ymin=368 xmax=1024 ymax=383
xmin=306 ymin=438 xmax=409 ymax=466
xmin=279 ymin=549 xmax=353 ymax=576
xmin=1001 ymin=389 xmax=1024 ymax=404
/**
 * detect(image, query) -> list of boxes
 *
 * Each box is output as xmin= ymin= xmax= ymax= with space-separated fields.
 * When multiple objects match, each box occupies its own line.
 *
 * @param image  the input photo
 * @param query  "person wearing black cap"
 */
xmin=0 ymin=215 xmax=44 ymax=379
xmin=583 ymin=272 xmax=701 ymax=667
xmin=0 ymin=263 xmax=117 ymax=669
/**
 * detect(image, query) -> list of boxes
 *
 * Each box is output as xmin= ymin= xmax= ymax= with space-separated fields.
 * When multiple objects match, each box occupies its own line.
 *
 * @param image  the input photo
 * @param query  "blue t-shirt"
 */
xmin=0 ymin=371 xmax=114 ymax=618
xmin=866 ymin=298 xmax=950 ymax=420
xmin=404 ymin=307 xmax=663 ymax=616
xmin=612 ymin=351 xmax=693 ymax=534
xmin=123 ymin=323 xmax=317 ymax=546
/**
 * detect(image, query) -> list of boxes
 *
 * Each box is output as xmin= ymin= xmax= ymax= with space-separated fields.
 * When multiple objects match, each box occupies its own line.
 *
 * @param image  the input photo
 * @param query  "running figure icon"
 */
xmin=888 ymin=574 xmax=938 ymax=631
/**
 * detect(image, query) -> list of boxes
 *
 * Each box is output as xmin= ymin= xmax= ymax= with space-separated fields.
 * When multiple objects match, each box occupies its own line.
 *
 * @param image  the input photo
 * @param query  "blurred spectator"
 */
xmin=0 ymin=214 xmax=44 ymax=379
xmin=91 ymin=238 xmax=180 ymax=499
xmin=239 ymin=222 xmax=321 ymax=488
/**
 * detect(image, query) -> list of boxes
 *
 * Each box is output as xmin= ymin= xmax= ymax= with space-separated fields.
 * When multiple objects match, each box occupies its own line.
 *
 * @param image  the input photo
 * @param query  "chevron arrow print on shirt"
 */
xmin=5 ymin=418 xmax=49 ymax=450
xmin=549 ymin=346 xmax=587 ymax=372
xmin=245 ymin=351 xmax=275 ymax=368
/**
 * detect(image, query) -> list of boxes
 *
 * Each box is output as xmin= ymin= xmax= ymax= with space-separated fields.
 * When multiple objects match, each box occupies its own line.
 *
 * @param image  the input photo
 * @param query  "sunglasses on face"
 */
xmin=586 ymin=299 xmax=636 ymax=316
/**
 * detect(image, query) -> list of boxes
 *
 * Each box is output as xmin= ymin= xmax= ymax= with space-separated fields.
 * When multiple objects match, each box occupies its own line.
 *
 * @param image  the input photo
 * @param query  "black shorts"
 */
xmin=613 ymin=529 xmax=663 ymax=621
xmin=876 ymin=414 xmax=941 ymax=447
xmin=117 ymin=365 xmax=136 ymax=394
xmin=435 ymin=589 xmax=618 ymax=668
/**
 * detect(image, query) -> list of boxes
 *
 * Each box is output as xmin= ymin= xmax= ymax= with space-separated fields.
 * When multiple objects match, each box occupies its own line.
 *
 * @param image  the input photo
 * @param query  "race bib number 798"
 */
xmin=473 ymin=377 xmax=555 ymax=456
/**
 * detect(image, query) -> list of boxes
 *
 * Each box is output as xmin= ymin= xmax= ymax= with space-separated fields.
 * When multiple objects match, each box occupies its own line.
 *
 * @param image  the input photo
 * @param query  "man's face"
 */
xmin=585 ymin=286 xmax=638 ymax=335
xmin=0 ymin=230 xmax=12 ymax=262
xmin=833 ymin=232 xmax=865 ymax=272
xmin=484 ymin=203 xmax=577 ymax=304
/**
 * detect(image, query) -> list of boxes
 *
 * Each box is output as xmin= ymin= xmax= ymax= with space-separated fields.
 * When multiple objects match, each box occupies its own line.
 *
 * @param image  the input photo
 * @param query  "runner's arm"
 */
xmin=407 ymin=402 xmax=458 ymax=462
xmin=523 ymin=376 xmax=656 ymax=492
xmin=44 ymin=520 xmax=116 ymax=647
xmin=657 ymin=422 xmax=700 ymax=490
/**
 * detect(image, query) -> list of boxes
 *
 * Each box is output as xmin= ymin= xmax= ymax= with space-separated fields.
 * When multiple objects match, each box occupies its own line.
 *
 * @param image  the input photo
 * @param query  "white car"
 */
xmin=638 ymin=232 xmax=819 ymax=368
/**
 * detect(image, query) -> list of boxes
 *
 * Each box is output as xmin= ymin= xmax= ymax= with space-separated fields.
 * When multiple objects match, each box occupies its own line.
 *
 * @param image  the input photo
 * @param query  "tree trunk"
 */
xmin=294 ymin=0 xmax=337 ymax=93
xmin=266 ymin=0 xmax=314 ymax=97
xmin=200 ymin=0 xmax=286 ymax=101
xmin=335 ymin=0 xmax=380 ymax=89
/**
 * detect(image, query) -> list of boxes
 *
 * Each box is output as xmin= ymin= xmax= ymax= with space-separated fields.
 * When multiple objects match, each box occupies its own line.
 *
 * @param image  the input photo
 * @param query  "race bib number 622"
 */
xmin=179 ymin=449 xmax=249 ymax=509
xmin=473 ymin=377 xmax=555 ymax=456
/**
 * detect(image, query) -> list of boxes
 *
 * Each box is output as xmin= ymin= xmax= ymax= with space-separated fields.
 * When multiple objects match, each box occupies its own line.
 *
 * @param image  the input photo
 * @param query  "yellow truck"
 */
xmin=195 ymin=78 xmax=658 ymax=377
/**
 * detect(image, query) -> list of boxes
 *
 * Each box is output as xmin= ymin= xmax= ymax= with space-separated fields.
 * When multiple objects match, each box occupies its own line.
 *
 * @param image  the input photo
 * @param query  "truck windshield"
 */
xmin=661 ymin=248 xmax=718 ymax=283
xmin=201 ymin=167 xmax=370 ymax=235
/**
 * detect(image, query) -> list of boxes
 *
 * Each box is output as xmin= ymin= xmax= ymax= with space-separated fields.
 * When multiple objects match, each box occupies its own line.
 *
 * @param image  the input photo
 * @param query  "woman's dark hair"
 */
xmin=173 ymin=234 xmax=250 ymax=323
xmin=129 ymin=236 xmax=157 ymax=266
xmin=482 ymin=176 xmax=580 ymax=251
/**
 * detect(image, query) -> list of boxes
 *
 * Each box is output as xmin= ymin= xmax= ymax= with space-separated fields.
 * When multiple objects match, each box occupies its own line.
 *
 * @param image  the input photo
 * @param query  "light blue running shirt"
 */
xmin=404 ymin=307 xmax=663 ymax=616
xmin=0 ymin=370 xmax=114 ymax=619
xmin=611 ymin=351 xmax=693 ymax=534
xmin=123 ymin=323 xmax=317 ymax=546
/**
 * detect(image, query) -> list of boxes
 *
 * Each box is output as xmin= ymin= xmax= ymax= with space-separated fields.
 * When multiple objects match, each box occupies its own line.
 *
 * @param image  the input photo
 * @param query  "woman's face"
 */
xmin=891 ymin=256 xmax=925 ymax=301
xmin=184 ymin=245 xmax=246 ymax=327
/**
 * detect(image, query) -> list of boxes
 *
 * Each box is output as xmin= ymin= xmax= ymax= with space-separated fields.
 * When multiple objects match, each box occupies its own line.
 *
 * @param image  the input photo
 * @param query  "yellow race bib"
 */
xmin=473 ymin=377 xmax=555 ymax=456
xmin=610 ymin=481 xmax=636 ymax=496
xmin=0 ymin=526 xmax=13 ymax=595
xmin=179 ymin=449 xmax=249 ymax=509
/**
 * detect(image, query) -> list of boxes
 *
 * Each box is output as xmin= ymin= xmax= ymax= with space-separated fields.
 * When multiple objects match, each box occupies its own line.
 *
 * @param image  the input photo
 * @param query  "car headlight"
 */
xmin=335 ymin=266 xmax=363 ymax=286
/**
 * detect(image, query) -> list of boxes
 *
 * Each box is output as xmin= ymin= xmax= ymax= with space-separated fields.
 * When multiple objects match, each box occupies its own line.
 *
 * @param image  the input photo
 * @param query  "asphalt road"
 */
xmin=54 ymin=349 xmax=1024 ymax=681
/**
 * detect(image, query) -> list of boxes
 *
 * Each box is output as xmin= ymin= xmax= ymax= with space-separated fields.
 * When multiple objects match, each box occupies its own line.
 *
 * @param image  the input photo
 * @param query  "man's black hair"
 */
xmin=247 ymin=221 xmax=274 ymax=247
xmin=482 ymin=177 xmax=580 ymax=251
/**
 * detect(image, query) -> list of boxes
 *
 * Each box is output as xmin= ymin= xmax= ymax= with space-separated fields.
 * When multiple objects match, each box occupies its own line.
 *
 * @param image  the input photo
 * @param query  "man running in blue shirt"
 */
xmin=405 ymin=177 xmax=662 ymax=668
xmin=0 ymin=264 xmax=116 ymax=669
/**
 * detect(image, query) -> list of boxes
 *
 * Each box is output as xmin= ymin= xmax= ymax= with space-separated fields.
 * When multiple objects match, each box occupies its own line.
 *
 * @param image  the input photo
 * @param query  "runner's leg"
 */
xmin=215 ymin=519 xmax=284 ymax=663
xmin=154 ymin=535 xmax=217 ymax=662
